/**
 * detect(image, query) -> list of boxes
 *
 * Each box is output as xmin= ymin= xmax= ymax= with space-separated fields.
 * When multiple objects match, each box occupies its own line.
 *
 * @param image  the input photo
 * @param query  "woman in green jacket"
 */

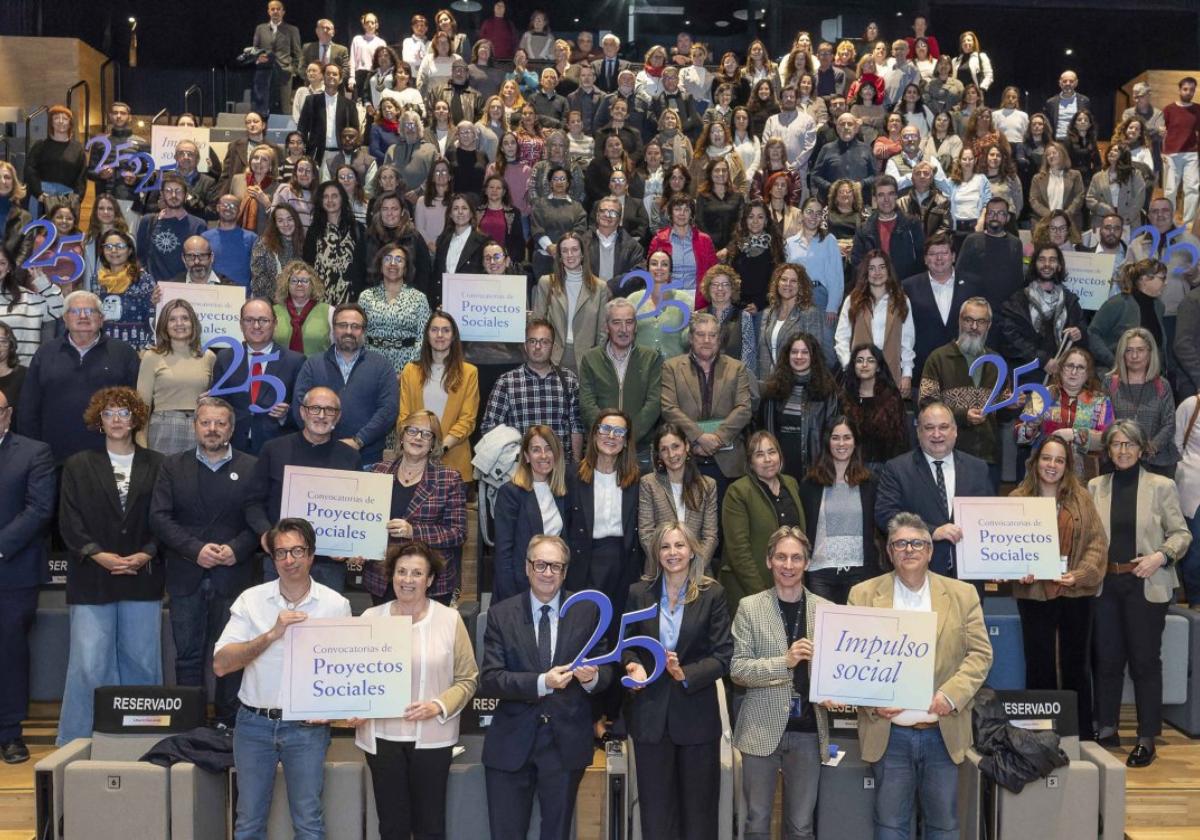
xmin=719 ymin=429 xmax=805 ymax=611
xmin=1087 ymin=258 xmax=1166 ymax=370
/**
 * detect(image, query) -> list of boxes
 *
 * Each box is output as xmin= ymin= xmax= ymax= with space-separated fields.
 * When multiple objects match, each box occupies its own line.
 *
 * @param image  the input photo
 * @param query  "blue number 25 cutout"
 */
xmin=202 ymin=336 xmax=287 ymax=413
xmin=618 ymin=269 xmax=692 ymax=333
xmin=969 ymin=353 xmax=1055 ymax=422
xmin=84 ymin=134 xmax=172 ymax=194
xmin=1129 ymin=224 xmax=1200 ymax=276
xmin=19 ymin=220 xmax=84 ymax=284
xmin=561 ymin=589 xmax=668 ymax=689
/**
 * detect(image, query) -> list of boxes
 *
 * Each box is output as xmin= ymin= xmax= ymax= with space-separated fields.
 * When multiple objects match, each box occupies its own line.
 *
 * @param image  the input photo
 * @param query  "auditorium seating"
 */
xmin=1163 ymin=604 xmax=1200 ymax=736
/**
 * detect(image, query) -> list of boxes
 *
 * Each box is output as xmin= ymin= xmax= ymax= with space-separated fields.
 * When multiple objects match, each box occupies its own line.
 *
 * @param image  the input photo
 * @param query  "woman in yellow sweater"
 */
xmin=136 ymin=299 xmax=215 ymax=453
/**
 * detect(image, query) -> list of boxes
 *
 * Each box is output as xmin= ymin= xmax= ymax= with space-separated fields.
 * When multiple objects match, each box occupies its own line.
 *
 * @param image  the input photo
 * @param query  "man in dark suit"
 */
xmin=482 ymin=535 xmax=612 ymax=839
xmin=213 ymin=298 xmax=304 ymax=455
xmin=591 ymin=34 xmax=630 ymax=93
xmin=902 ymin=231 xmax=980 ymax=381
xmin=301 ymin=19 xmax=351 ymax=85
xmin=252 ymin=0 xmax=304 ymax=118
xmin=298 ymin=64 xmax=361 ymax=168
xmin=851 ymin=175 xmax=925 ymax=282
xmin=0 ymin=391 xmax=55 ymax=764
xmin=874 ymin=401 xmax=995 ymax=577
xmin=149 ymin=398 xmax=258 ymax=726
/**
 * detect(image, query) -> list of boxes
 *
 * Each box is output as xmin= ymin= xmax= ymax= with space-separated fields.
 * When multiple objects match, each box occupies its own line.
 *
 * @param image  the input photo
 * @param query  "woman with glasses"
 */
xmin=842 ymin=343 xmax=909 ymax=467
xmin=272 ymin=260 xmax=331 ymax=357
xmin=1089 ymin=420 xmax=1191 ymax=767
xmin=699 ymin=264 xmax=756 ymax=373
xmin=57 ymin=386 xmax=164 ymax=744
xmin=531 ymin=166 xmax=588 ymax=279
xmin=231 ymin=146 xmax=279 ymax=235
xmin=364 ymin=410 xmax=467 ymax=606
xmin=493 ymin=425 xmax=569 ymax=603
xmin=1030 ymin=209 xmax=1084 ymax=252
xmin=1088 ymin=259 xmax=1167 ymax=370
xmin=1103 ymin=327 xmax=1178 ymax=478
xmin=95 ymin=230 xmax=155 ymax=351
xmin=399 ymin=312 xmax=479 ymax=483
xmin=335 ymin=165 xmax=370 ymax=227
xmin=465 ymin=240 xmax=526 ymax=401
xmin=360 ymin=244 xmax=432 ymax=375
xmin=639 ymin=423 xmax=719 ymax=570
xmin=348 ymin=540 xmax=478 ymax=840
xmin=136 ymin=300 xmax=215 ymax=454
xmin=622 ymin=520 xmax=731 ymax=839
xmin=532 ymin=231 xmax=610 ymax=371
xmin=1010 ymin=436 xmax=1107 ymax=740
xmin=1016 ymin=346 xmax=1112 ymax=479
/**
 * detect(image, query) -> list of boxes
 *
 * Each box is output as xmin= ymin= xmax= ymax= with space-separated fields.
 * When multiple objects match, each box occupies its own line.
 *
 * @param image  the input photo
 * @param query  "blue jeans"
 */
xmin=871 ymin=726 xmax=958 ymax=840
xmin=233 ymin=707 xmax=331 ymax=840
xmin=29 ymin=181 xmax=75 ymax=220
xmin=58 ymin=600 xmax=163 ymax=745
xmin=1183 ymin=516 xmax=1200 ymax=606
xmin=169 ymin=577 xmax=241 ymax=725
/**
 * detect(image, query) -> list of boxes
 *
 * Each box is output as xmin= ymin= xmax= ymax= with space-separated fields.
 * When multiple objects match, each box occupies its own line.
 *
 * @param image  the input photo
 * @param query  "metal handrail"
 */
xmin=210 ymin=68 xmax=219 ymax=124
xmin=65 ymin=80 xmax=91 ymax=140
xmin=24 ymin=105 xmax=48 ymax=159
xmin=99 ymin=58 xmax=118 ymax=116
xmin=183 ymin=84 xmax=203 ymax=122
xmin=151 ymin=108 xmax=170 ymax=125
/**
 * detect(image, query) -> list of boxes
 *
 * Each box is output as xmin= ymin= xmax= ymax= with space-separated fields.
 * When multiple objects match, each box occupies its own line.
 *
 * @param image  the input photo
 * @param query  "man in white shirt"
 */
xmin=297 ymin=63 xmax=360 ymax=168
xmin=849 ymin=512 xmax=992 ymax=840
xmin=214 ymin=517 xmax=352 ymax=840
xmin=761 ymin=86 xmax=817 ymax=178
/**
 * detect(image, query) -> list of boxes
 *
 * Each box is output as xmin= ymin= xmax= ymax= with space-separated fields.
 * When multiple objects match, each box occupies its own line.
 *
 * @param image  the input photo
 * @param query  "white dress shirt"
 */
xmin=834 ymin=293 xmax=917 ymax=376
xmin=890 ymin=574 xmax=939 ymax=725
xmin=444 ymin=227 xmax=471 ymax=273
xmin=928 ymin=273 xmax=956 ymax=324
xmin=592 ymin=470 xmax=624 ymax=539
xmin=324 ymin=92 xmax=339 ymax=150
xmin=923 ymin=450 xmax=956 ymax=505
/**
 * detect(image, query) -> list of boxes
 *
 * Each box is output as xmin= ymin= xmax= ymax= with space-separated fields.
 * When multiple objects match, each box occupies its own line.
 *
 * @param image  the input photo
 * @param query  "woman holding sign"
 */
xmin=1010 ymin=436 xmax=1108 ymax=741
xmin=623 ymin=521 xmax=731 ymax=840
xmin=1089 ymin=420 xmax=1191 ymax=767
xmin=365 ymin=410 xmax=467 ymax=606
xmin=348 ymin=540 xmax=479 ymax=840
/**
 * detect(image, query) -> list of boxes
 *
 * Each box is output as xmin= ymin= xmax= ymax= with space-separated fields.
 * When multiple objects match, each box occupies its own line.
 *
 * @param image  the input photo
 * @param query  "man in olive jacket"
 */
xmin=578 ymin=298 xmax=663 ymax=460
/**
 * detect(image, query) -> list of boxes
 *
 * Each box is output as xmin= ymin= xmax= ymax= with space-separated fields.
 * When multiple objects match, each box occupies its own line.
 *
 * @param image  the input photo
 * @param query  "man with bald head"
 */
xmin=135 ymin=172 xmax=208 ymax=281
xmin=169 ymin=236 xmax=236 ymax=286
xmin=246 ymin=385 xmax=361 ymax=592
xmin=811 ymin=113 xmax=878 ymax=202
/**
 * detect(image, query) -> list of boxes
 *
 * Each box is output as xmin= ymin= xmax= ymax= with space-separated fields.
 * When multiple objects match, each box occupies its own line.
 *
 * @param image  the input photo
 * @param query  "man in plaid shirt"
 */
xmin=481 ymin=318 xmax=585 ymax=461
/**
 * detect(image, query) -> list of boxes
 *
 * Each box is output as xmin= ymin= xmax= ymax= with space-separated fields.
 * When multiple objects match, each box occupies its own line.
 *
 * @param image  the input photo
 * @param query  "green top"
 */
xmin=627 ymin=287 xmax=693 ymax=361
xmin=273 ymin=301 xmax=332 ymax=357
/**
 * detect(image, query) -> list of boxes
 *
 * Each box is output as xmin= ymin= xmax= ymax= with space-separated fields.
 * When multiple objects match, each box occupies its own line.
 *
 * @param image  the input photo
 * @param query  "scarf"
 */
xmin=740 ymin=232 xmax=772 ymax=254
xmin=285 ymin=296 xmax=317 ymax=353
xmin=706 ymin=143 xmax=733 ymax=158
xmin=1025 ymin=282 xmax=1068 ymax=348
xmin=643 ymin=62 xmax=664 ymax=78
xmin=97 ymin=264 xmax=137 ymax=295
xmin=236 ymin=171 xmax=273 ymax=233
xmin=377 ymin=117 xmax=399 ymax=134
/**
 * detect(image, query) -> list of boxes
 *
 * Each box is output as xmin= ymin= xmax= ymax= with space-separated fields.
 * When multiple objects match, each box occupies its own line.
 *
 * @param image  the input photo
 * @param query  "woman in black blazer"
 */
xmin=623 ymin=520 xmax=732 ymax=840
xmin=57 ymin=387 xmax=164 ymax=745
xmin=491 ymin=425 xmax=568 ymax=603
xmin=430 ymin=193 xmax=489 ymax=309
xmin=797 ymin=416 xmax=882 ymax=604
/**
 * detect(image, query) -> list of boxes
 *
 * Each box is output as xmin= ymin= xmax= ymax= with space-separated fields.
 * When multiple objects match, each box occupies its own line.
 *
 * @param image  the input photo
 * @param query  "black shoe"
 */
xmin=1126 ymin=744 xmax=1156 ymax=768
xmin=1095 ymin=732 xmax=1122 ymax=748
xmin=1 ymin=738 xmax=29 ymax=764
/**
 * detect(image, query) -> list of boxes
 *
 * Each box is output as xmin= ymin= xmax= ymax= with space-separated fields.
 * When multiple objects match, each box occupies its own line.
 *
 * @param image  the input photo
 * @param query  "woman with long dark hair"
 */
xmin=365 ymin=192 xmax=435 ymax=284
xmin=303 ymin=180 xmax=367 ymax=305
xmin=360 ymin=244 xmax=433 ymax=375
xmin=532 ymin=231 xmax=610 ymax=370
xmin=756 ymin=263 xmax=824 ymax=383
xmin=638 ymin=423 xmax=719 ymax=569
xmin=727 ymin=200 xmax=784 ymax=323
xmin=270 ymin=156 xmax=317 ymax=229
xmin=761 ymin=332 xmax=841 ymax=485
xmin=841 ymin=342 xmax=909 ymax=466
xmin=834 ymin=249 xmax=914 ymax=398
xmin=250 ymin=203 xmax=305 ymax=299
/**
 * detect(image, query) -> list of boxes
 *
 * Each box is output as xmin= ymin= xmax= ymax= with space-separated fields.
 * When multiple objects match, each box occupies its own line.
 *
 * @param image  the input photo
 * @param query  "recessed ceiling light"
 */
xmin=715 ymin=19 xmax=729 ymax=27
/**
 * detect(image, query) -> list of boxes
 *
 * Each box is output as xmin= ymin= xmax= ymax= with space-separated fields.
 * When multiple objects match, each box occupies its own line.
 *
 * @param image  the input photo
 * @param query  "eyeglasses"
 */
xmin=485 ymin=252 xmax=506 ymax=262
xmin=1109 ymin=441 xmax=1139 ymax=451
xmin=394 ymin=567 xmax=428 ymax=578
xmin=272 ymin=546 xmax=311 ymax=560
xmin=598 ymin=208 xmax=620 ymax=217
xmin=529 ymin=560 xmax=567 ymax=575
xmin=67 ymin=307 xmax=98 ymax=317
xmin=333 ymin=321 xmax=365 ymax=331
xmin=382 ymin=255 xmax=406 ymax=265
xmin=1062 ymin=363 xmax=1088 ymax=373
xmin=101 ymin=408 xmax=132 ymax=420
xmin=404 ymin=425 xmax=435 ymax=441
xmin=161 ymin=188 xmax=185 ymax=197
xmin=302 ymin=404 xmax=340 ymax=416
xmin=889 ymin=538 xmax=931 ymax=552
xmin=102 ymin=242 xmax=130 ymax=251
xmin=218 ymin=201 xmax=239 ymax=209
xmin=289 ymin=276 xmax=312 ymax=285
xmin=242 ymin=317 xmax=273 ymax=326
xmin=183 ymin=253 xmax=212 ymax=262
xmin=960 ymin=316 xmax=992 ymax=328
xmin=597 ymin=423 xmax=628 ymax=438
xmin=709 ymin=279 xmax=732 ymax=289
xmin=526 ymin=337 xmax=553 ymax=347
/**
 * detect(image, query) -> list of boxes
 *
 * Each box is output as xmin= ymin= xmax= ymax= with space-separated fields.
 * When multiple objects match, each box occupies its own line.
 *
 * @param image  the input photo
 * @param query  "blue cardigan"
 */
xmin=292 ymin=346 xmax=399 ymax=464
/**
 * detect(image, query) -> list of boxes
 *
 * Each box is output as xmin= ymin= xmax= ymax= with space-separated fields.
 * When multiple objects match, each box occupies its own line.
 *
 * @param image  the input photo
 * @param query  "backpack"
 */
xmin=471 ymin=424 xmax=523 ymax=546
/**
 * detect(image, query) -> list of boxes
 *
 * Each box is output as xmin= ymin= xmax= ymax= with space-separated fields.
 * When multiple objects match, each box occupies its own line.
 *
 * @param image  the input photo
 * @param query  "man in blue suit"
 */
xmin=482 ymin=535 xmax=612 ymax=839
xmin=211 ymin=298 xmax=305 ymax=456
xmin=0 ymin=390 xmax=55 ymax=763
xmin=874 ymin=401 xmax=995 ymax=577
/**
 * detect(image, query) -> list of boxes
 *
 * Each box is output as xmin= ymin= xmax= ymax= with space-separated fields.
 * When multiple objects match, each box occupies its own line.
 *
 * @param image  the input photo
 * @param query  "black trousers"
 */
xmin=805 ymin=566 xmax=876 ymax=605
xmin=633 ymin=737 xmax=720 ymax=840
xmin=1092 ymin=572 xmax=1169 ymax=738
xmin=0 ymin=586 xmax=38 ymax=742
xmin=1017 ymin=595 xmax=1095 ymax=738
xmin=364 ymin=740 xmax=453 ymax=839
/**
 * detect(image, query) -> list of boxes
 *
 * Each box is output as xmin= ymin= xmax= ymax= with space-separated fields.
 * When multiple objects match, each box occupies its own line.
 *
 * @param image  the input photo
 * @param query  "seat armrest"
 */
xmin=170 ymin=763 xmax=229 ymax=840
xmin=35 ymin=739 xmax=94 ymax=840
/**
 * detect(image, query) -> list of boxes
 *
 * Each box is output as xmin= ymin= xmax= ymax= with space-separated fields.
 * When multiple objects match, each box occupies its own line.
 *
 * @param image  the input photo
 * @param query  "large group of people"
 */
xmin=4 ymin=3 xmax=1200 ymax=839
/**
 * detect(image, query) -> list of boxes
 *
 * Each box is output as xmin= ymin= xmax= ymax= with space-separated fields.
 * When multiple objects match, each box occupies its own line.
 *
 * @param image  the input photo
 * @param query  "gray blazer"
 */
xmin=1085 ymin=170 xmax=1147 ymax=230
xmin=756 ymin=302 xmax=827 ymax=383
xmin=637 ymin=470 xmax=719 ymax=569
xmin=532 ymin=275 xmax=612 ymax=369
xmin=253 ymin=22 xmax=304 ymax=77
xmin=730 ymin=586 xmax=831 ymax=757
xmin=1088 ymin=468 xmax=1192 ymax=603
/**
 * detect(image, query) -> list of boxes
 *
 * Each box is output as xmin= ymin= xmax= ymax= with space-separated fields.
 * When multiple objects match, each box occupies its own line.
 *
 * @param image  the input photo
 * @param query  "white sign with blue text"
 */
xmin=954 ymin=496 xmax=1062 ymax=580
xmin=440 ymin=273 xmax=528 ymax=342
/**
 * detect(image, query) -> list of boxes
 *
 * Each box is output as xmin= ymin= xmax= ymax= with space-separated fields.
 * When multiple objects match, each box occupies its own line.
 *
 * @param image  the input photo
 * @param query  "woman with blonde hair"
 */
xmin=136 ymin=299 xmax=215 ymax=453
xmin=272 ymin=260 xmax=331 ymax=356
xmin=232 ymin=145 xmax=279 ymax=234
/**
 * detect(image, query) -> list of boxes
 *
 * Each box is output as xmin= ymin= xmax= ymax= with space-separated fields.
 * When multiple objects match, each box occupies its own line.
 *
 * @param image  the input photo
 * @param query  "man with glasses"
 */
xmin=150 ymin=397 xmax=258 ymax=726
xmin=481 ymin=534 xmax=610 ymax=840
xmin=814 ymin=42 xmax=848 ymax=98
xmin=1081 ymin=212 xmax=1127 ymax=290
xmin=135 ymin=172 xmax=208 ymax=281
xmin=293 ymin=303 xmax=398 ymax=467
xmin=202 ymin=195 xmax=258 ymax=289
xmin=956 ymin=197 xmax=1025 ymax=339
xmin=214 ymin=517 xmax=351 ymax=839
xmin=918 ymin=297 xmax=1005 ymax=483
xmin=731 ymin=526 xmax=831 ymax=840
xmin=875 ymin=402 xmax=995 ymax=577
xmin=848 ymin=512 xmax=992 ymax=840
xmin=903 ymin=232 xmax=980 ymax=383
xmin=212 ymin=298 xmax=305 ymax=455
xmin=168 ymin=236 xmax=235 ymax=286
xmin=588 ymin=196 xmax=645 ymax=289
xmin=481 ymin=318 xmax=585 ymax=462
xmin=138 ymin=140 xmax=218 ymax=219
xmin=247 ymin=386 xmax=361 ymax=591
xmin=0 ymin=389 xmax=54 ymax=764
xmin=18 ymin=290 xmax=139 ymax=463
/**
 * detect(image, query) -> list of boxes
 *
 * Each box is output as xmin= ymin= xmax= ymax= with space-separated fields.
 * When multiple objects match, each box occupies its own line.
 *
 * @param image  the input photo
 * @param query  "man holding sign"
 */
xmin=848 ymin=513 xmax=992 ymax=840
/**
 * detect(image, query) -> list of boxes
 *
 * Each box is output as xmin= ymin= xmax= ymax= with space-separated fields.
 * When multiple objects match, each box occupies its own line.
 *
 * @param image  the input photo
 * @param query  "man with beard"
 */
xmin=168 ymin=235 xmax=237 ymax=286
xmin=150 ymin=397 xmax=258 ymax=726
xmin=138 ymin=140 xmax=218 ymax=219
xmin=995 ymin=245 xmax=1088 ymax=375
xmin=134 ymin=173 xmax=208 ymax=281
xmin=955 ymin=197 xmax=1025 ymax=337
xmin=1080 ymin=212 xmax=1128 ymax=293
xmin=919 ymin=297 xmax=1006 ymax=477
xmin=87 ymin=102 xmax=149 ymax=205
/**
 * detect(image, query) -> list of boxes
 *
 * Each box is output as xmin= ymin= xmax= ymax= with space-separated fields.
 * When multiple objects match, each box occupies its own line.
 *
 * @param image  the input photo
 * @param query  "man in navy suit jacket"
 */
xmin=902 ymin=231 xmax=981 ymax=382
xmin=211 ymin=298 xmax=305 ymax=456
xmin=874 ymin=402 xmax=995 ymax=577
xmin=482 ymin=535 xmax=612 ymax=839
xmin=0 ymin=391 xmax=55 ymax=763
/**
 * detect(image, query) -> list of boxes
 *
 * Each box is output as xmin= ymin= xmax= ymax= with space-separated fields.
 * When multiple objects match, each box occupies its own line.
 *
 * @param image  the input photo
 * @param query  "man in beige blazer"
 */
xmin=847 ymin=511 xmax=992 ymax=840
xmin=660 ymin=312 xmax=754 ymax=485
